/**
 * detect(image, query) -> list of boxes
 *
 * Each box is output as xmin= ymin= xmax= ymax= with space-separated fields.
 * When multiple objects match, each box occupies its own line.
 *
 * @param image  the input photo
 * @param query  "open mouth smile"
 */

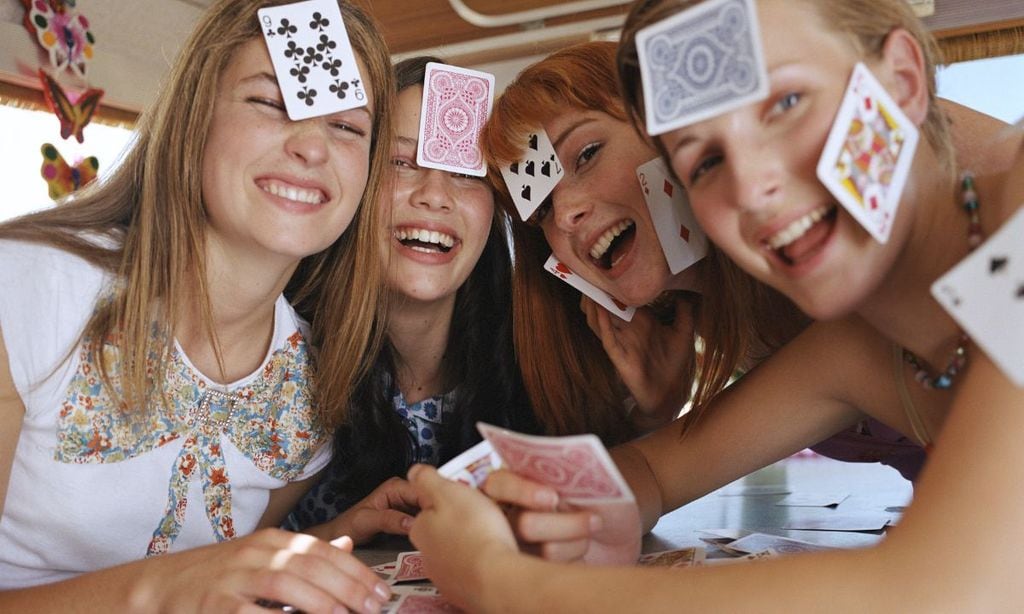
xmin=764 ymin=204 xmax=837 ymax=266
xmin=395 ymin=227 xmax=458 ymax=254
xmin=589 ymin=219 xmax=636 ymax=270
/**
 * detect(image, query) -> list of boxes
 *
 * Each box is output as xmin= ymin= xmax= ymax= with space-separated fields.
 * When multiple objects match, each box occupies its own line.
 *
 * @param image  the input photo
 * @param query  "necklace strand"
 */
xmin=902 ymin=171 xmax=979 ymax=390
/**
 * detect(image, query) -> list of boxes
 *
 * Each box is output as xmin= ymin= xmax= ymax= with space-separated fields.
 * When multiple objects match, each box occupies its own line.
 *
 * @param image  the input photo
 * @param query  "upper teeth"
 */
xmin=766 ymin=205 xmax=833 ymax=250
xmin=590 ymin=220 xmax=634 ymax=260
xmin=261 ymin=180 xmax=324 ymax=205
xmin=395 ymin=227 xmax=455 ymax=249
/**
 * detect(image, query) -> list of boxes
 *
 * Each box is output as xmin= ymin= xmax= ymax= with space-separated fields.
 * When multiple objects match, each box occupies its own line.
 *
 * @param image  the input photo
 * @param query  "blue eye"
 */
xmin=772 ymin=92 xmax=801 ymax=115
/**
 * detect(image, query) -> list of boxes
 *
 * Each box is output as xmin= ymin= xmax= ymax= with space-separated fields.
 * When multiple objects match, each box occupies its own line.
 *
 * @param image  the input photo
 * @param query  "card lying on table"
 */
xmin=476 ymin=423 xmax=635 ymax=505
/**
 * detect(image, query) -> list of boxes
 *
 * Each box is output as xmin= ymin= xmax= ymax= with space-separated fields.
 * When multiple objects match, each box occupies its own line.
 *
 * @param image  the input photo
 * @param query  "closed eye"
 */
xmin=248 ymin=96 xmax=285 ymax=111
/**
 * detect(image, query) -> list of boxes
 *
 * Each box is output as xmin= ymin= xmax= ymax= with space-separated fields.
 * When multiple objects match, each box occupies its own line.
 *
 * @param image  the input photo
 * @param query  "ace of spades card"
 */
xmin=543 ymin=255 xmax=636 ymax=322
xmin=931 ymin=207 xmax=1024 ymax=388
xmin=636 ymin=157 xmax=708 ymax=274
xmin=500 ymin=129 xmax=564 ymax=221
xmin=816 ymin=62 xmax=919 ymax=244
xmin=258 ymin=0 xmax=366 ymax=121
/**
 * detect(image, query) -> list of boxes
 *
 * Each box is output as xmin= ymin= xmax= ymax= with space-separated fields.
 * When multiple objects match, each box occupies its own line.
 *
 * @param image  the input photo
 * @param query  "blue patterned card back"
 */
xmin=636 ymin=0 xmax=769 ymax=136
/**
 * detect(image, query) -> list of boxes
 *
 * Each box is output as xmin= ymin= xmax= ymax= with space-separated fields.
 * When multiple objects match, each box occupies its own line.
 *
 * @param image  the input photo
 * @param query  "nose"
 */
xmin=726 ymin=140 xmax=783 ymax=215
xmin=284 ymin=121 xmax=329 ymax=166
xmin=410 ymin=169 xmax=454 ymax=211
xmin=551 ymin=190 xmax=593 ymax=233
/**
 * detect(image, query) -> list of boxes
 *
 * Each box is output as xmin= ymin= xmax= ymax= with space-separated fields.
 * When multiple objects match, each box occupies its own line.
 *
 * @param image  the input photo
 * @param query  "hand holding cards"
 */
xmin=258 ymin=0 xmax=367 ymax=120
xmin=439 ymin=423 xmax=635 ymax=505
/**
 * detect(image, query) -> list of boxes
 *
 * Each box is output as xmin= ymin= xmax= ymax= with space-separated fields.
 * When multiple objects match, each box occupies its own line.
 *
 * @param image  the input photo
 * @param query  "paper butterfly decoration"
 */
xmin=38 ymin=70 xmax=103 ymax=143
xmin=40 ymin=143 xmax=99 ymax=200
xmin=21 ymin=0 xmax=96 ymax=78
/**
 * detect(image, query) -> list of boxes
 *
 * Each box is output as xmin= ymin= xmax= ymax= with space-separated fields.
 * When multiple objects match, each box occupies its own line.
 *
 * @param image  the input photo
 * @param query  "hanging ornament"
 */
xmin=40 ymin=143 xmax=99 ymax=200
xmin=21 ymin=0 xmax=96 ymax=79
xmin=38 ymin=69 xmax=104 ymax=143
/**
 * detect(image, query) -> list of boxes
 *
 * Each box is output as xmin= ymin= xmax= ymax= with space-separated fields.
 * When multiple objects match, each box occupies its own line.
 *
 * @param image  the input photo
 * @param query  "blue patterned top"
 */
xmin=284 ymin=388 xmax=457 ymax=530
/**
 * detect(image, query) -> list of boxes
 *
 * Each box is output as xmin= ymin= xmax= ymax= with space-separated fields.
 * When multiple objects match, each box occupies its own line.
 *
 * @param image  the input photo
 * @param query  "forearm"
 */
xmin=481 ymin=546 xmax=904 ymax=614
xmin=610 ymin=442 xmax=663 ymax=533
xmin=0 ymin=556 xmax=172 ymax=612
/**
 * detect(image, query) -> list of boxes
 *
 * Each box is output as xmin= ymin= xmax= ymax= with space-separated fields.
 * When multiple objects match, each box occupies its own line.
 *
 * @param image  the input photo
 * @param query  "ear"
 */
xmin=877 ymin=28 xmax=930 ymax=127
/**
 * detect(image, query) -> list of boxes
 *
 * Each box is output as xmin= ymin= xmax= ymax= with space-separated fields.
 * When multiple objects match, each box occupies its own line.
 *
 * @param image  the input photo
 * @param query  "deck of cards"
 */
xmin=635 ymin=0 xmax=769 ymax=136
xmin=816 ymin=62 xmax=920 ymax=244
xmin=258 ymin=0 xmax=366 ymax=121
xmin=438 ymin=423 xmax=635 ymax=505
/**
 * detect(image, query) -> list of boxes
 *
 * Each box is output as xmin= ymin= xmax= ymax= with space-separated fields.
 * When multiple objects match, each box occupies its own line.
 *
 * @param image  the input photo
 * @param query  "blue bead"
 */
xmin=935 ymin=375 xmax=952 ymax=389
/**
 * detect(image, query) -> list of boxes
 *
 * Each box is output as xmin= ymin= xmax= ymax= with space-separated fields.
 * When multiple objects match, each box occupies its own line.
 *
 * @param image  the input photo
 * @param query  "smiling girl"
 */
xmin=0 ymin=1 xmax=396 ymax=611
xmin=406 ymin=0 xmax=1024 ymax=610
xmin=285 ymin=57 xmax=540 ymax=542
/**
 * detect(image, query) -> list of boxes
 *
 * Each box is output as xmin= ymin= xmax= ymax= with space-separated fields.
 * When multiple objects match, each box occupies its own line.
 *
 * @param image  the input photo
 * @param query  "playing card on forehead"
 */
xmin=816 ymin=62 xmax=919 ymax=244
xmin=543 ymin=255 xmax=636 ymax=322
xmin=417 ymin=62 xmax=495 ymax=177
xmin=477 ymin=423 xmax=635 ymax=505
xmin=258 ymin=0 xmax=366 ymax=121
xmin=500 ymin=128 xmax=564 ymax=221
xmin=931 ymin=207 xmax=1024 ymax=387
xmin=637 ymin=157 xmax=708 ymax=274
xmin=636 ymin=0 xmax=769 ymax=136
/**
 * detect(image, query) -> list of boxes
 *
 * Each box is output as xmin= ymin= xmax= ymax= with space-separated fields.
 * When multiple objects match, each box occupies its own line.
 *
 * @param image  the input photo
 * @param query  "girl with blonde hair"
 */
xmin=0 ymin=1 xmax=395 ymax=611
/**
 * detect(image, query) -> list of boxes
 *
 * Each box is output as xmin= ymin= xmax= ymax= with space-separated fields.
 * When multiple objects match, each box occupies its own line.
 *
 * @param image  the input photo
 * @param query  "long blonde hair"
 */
xmin=0 ymin=0 xmax=394 ymax=429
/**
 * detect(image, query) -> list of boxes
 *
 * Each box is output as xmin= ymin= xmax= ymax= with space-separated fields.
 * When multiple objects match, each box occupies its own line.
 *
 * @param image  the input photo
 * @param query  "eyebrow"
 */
xmin=551 ymin=117 xmax=596 ymax=151
xmin=394 ymin=135 xmax=417 ymax=147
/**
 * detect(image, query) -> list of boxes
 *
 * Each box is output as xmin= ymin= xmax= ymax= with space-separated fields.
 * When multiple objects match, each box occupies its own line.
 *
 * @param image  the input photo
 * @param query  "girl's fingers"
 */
xmin=483 ymin=469 xmax=559 ymax=511
xmin=511 ymin=509 xmax=598 ymax=544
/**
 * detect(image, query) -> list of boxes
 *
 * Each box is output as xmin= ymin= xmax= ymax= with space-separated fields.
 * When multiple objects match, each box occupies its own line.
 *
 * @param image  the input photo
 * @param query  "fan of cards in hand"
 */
xmin=438 ymin=423 xmax=635 ymax=505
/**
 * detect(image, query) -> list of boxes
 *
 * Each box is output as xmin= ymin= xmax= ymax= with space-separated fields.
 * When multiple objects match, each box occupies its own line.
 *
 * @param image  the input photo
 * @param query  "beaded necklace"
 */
xmin=902 ymin=171 xmax=981 ymax=390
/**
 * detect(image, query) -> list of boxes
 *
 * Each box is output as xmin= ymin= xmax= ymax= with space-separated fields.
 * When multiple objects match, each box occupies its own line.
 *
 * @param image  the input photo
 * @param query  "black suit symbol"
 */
xmin=550 ymin=154 xmax=562 ymax=174
xmin=525 ymin=160 xmax=535 ymax=176
xmin=521 ymin=184 xmax=531 ymax=202
xmin=1016 ymin=283 xmax=1024 ymax=300
xmin=528 ymin=133 xmax=539 ymax=150
xmin=990 ymin=256 xmax=1008 ymax=274
xmin=509 ymin=162 xmax=519 ymax=175
xmin=541 ymin=160 xmax=551 ymax=177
